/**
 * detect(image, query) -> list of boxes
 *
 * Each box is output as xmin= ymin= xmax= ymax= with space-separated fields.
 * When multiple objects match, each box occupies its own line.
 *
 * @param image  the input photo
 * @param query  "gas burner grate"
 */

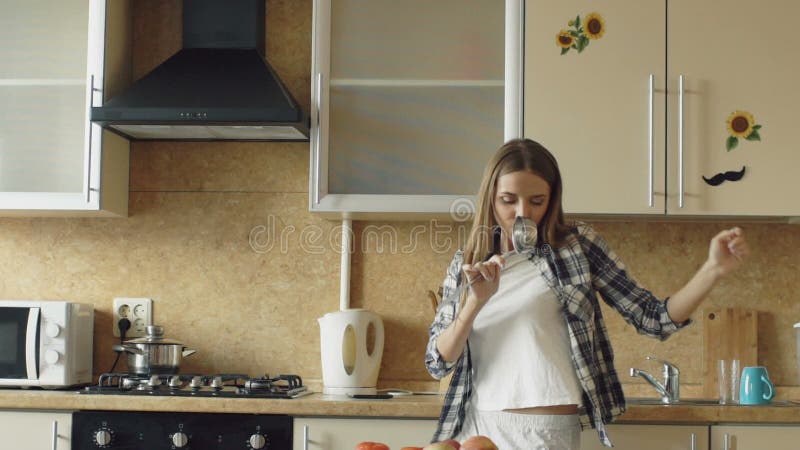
xmin=80 ymin=373 xmax=311 ymax=398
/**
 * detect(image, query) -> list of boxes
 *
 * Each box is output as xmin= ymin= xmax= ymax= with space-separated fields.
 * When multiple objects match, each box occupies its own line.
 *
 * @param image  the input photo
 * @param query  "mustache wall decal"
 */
xmin=702 ymin=166 xmax=746 ymax=186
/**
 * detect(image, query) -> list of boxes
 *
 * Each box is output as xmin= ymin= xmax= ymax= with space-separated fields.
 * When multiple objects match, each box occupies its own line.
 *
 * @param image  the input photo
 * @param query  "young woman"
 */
xmin=425 ymin=138 xmax=748 ymax=448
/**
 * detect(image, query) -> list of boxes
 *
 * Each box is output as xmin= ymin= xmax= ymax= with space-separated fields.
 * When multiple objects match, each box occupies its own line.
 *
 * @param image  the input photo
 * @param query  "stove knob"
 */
xmin=94 ymin=429 xmax=112 ymax=446
xmin=211 ymin=376 xmax=223 ymax=389
xmin=171 ymin=431 xmax=189 ymax=448
xmin=190 ymin=376 xmax=203 ymax=389
xmin=148 ymin=375 xmax=162 ymax=387
xmin=249 ymin=433 xmax=267 ymax=449
xmin=168 ymin=376 xmax=183 ymax=388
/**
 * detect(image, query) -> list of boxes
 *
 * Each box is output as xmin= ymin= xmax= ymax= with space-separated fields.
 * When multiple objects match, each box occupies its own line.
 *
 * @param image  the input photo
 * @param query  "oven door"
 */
xmin=0 ymin=307 xmax=40 ymax=380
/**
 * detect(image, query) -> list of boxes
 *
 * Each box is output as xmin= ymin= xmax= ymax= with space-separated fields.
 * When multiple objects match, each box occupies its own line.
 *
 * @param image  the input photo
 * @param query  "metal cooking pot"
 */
xmin=113 ymin=325 xmax=197 ymax=375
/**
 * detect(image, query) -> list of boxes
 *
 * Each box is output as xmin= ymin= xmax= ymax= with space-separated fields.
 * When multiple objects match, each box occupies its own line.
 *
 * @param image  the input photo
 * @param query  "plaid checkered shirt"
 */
xmin=425 ymin=223 xmax=690 ymax=447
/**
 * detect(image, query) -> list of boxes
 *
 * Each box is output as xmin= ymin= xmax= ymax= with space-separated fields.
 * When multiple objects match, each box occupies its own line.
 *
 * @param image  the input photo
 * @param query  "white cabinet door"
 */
xmin=309 ymin=0 xmax=506 ymax=218
xmin=519 ymin=0 xmax=800 ymax=217
xmin=524 ymin=0 xmax=667 ymax=215
xmin=710 ymin=425 xmax=800 ymax=450
xmin=0 ymin=410 xmax=72 ymax=450
xmin=0 ymin=0 xmax=128 ymax=217
xmin=666 ymin=0 xmax=800 ymax=216
xmin=582 ymin=424 xmax=709 ymax=450
xmin=293 ymin=417 xmax=437 ymax=450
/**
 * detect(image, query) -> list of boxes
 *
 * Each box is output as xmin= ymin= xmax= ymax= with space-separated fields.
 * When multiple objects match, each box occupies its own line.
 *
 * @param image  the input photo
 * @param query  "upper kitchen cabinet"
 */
xmin=310 ymin=0 xmax=507 ymax=219
xmin=0 ymin=0 xmax=129 ymax=217
xmin=518 ymin=0 xmax=800 ymax=217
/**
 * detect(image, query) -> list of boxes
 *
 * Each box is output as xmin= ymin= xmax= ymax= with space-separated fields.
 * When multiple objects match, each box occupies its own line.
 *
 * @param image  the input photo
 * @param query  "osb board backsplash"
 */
xmin=1 ymin=0 xmax=799 ymax=398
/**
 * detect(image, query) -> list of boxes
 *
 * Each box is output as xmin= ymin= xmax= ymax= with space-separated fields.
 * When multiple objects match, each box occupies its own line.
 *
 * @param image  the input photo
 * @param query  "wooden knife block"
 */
xmin=703 ymin=307 xmax=758 ymax=398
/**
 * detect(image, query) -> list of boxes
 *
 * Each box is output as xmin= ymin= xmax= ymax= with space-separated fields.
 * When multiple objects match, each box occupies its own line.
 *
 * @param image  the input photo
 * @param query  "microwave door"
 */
xmin=0 ymin=307 xmax=39 ymax=379
xmin=25 ymin=308 xmax=40 ymax=379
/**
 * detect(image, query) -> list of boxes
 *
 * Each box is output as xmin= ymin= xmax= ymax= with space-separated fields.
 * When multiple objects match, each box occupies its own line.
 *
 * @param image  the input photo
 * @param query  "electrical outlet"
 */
xmin=113 ymin=298 xmax=153 ymax=337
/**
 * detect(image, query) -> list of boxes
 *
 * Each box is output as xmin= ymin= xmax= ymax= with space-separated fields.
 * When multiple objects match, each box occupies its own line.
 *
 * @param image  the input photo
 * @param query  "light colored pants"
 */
xmin=455 ymin=407 xmax=581 ymax=449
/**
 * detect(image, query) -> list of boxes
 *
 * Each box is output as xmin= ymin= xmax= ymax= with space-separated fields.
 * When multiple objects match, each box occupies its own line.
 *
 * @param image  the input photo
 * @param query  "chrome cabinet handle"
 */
xmin=303 ymin=424 xmax=309 ymax=450
xmin=648 ymin=74 xmax=655 ymax=207
xmin=690 ymin=432 xmax=696 ymax=450
xmin=722 ymin=432 xmax=730 ymax=450
xmin=678 ymin=74 xmax=685 ymax=208
xmin=86 ymin=74 xmax=97 ymax=203
xmin=51 ymin=420 xmax=58 ymax=450
xmin=313 ymin=72 xmax=323 ymax=206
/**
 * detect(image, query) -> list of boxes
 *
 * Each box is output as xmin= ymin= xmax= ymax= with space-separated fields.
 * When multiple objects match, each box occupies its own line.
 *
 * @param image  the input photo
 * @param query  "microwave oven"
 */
xmin=0 ymin=300 xmax=93 ymax=388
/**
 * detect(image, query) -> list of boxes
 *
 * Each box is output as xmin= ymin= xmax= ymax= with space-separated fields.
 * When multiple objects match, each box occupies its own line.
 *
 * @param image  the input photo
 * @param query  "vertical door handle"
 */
xmin=648 ymin=74 xmax=655 ymax=207
xmin=51 ymin=420 xmax=58 ymax=450
xmin=313 ymin=72 xmax=323 ymax=205
xmin=85 ymin=74 xmax=97 ymax=203
xmin=303 ymin=424 xmax=310 ymax=450
xmin=722 ymin=432 xmax=730 ymax=450
xmin=678 ymin=74 xmax=685 ymax=208
xmin=690 ymin=432 xmax=696 ymax=450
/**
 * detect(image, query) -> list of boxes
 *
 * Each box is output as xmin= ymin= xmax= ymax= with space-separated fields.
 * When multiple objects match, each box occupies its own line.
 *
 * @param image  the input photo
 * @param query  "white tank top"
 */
xmin=470 ymin=252 xmax=583 ymax=411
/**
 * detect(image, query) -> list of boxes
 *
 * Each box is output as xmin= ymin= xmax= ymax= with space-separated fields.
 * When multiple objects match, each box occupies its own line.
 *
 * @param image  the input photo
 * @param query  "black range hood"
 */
xmin=92 ymin=0 xmax=309 ymax=141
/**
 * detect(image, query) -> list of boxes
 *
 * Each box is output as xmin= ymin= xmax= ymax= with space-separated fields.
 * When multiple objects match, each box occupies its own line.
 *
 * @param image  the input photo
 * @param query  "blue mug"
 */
xmin=739 ymin=366 xmax=774 ymax=405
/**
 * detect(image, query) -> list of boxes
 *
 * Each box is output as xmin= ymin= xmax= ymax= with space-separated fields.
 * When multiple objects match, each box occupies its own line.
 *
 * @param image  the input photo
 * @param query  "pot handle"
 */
xmin=182 ymin=348 xmax=197 ymax=357
xmin=112 ymin=344 xmax=143 ymax=355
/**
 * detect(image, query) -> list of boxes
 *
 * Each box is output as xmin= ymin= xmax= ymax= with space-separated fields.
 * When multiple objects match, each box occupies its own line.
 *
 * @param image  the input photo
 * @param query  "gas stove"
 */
xmin=73 ymin=373 xmax=307 ymax=449
xmin=80 ymin=372 xmax=312 ymax=399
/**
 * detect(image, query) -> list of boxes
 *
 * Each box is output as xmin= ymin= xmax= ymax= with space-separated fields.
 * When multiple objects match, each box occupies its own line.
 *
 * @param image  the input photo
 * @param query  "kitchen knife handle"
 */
xmin=51 ymin=420 xmax=58 ymax=450
xmin=678 ymin=74 xmax=685 ymax=208
xmin=648 ymin=74 xmax=655 ymax=208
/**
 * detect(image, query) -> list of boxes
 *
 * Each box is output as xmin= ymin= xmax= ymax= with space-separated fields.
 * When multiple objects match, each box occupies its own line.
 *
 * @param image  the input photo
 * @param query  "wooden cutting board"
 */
xmin=703 ymin=307 xmax=758 ymax=397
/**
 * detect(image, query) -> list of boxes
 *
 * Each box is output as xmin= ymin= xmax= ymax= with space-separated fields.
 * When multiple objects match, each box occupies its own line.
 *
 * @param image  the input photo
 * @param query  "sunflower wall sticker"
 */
xmin=556 ymin=12 xmax=605 ymax=55
xmin=725 ymin=110 xmax=762 ymax=151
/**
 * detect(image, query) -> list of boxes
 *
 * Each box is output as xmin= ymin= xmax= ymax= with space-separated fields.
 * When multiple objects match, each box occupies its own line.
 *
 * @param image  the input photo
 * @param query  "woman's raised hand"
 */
xmin=708 ymin=227 xmax=749 ymax=276
xmin=462 ymin=254 xmax=506 ymax=307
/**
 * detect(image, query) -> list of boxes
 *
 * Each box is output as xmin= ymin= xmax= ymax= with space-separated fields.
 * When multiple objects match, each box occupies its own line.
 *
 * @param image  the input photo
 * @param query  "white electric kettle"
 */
xmin=318 ymin=308 xmax=384 ymax=395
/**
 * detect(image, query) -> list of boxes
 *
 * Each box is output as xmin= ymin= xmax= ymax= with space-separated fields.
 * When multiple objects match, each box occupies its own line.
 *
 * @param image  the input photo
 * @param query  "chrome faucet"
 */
xmin=630 ymin=356 xmax=680 ymax=404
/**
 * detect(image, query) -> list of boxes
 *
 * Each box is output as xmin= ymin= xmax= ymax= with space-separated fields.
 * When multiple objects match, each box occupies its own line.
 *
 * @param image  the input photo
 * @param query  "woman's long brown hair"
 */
xmin=462 ymin=138 xmax=571 ymax=267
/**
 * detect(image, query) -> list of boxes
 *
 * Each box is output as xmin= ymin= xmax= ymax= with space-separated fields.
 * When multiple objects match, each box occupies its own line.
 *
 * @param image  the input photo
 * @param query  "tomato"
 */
xmin=355 ymin=442 xmax=390 ymax=450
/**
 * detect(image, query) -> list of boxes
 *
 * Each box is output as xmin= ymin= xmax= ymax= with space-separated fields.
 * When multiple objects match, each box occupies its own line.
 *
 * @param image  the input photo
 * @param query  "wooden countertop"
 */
xmin=1 ymin=390 xmax=799 ymax=424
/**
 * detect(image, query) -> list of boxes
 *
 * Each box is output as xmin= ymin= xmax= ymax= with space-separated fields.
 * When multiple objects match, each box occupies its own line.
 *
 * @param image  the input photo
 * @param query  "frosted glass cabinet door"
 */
xmin=0 ymin=0 xmax=88 ymax=194
xmin=0 ymin=0 xmax=128 ymax=216
xmin=310 ymin=0 xmax=506 ymax=217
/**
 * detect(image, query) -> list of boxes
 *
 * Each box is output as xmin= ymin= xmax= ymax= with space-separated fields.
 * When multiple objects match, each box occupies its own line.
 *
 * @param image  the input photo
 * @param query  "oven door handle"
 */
xmin=26 ymin=308 xmax=40 ymax=380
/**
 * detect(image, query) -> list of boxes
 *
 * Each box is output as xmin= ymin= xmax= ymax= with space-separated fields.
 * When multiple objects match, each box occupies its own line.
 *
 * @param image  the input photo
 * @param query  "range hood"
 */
xmin=91 ymin=0 xmax=309 ymax=141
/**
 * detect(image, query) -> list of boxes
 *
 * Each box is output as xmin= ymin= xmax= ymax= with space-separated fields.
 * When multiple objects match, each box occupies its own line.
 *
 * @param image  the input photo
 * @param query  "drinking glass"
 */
xmin=718 ymin=359 xmax=729 ymax=404
xmin=729 ymin=359 xmax=740 ymax=404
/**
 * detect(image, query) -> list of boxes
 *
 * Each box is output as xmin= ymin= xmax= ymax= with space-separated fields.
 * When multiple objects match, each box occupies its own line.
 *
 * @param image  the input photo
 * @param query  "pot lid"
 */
xmin=125 ymin=325 xmax=184 ymax=345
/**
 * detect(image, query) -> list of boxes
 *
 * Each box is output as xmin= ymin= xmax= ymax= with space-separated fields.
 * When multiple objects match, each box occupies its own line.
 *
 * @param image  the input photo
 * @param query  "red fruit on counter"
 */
xmin=460 ymin=435 xmax=498 ymax=450
xmin=442 ymin=439 xmax=461 ymax=449
xmin=356 ymin=442 xmax=390 ymax=450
